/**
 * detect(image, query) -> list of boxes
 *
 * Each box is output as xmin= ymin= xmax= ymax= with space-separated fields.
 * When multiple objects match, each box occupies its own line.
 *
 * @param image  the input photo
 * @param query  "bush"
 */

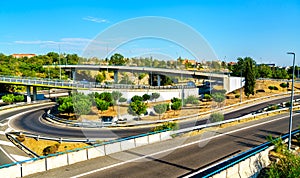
xmin=184 ymin=95 xmax=200 ymax=105
xmin=118 ymin=97 xmax=127 ymax=103
xmin=152 ymin=122 xmax=179 ymax=132
xmin=43 ymin=143 xmax=60 ymax=155
xmin=203 ymin=94 xmax=212 ymax=100
xmin=16 ymin=134 xmax=25 ymax=142
xmin=256 ymin=89 xmax=265 ymax=93
xmin=235 ymin=94 xmax=240 ymax=98
xmin=209 ymin=112 xmax=224 ymax=123
xmin=266 ymin=105 xmax=279 ymax=111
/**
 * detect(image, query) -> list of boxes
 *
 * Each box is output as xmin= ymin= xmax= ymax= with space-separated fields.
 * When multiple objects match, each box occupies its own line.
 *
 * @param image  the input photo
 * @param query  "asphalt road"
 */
xmin=10 ymin=95 xmax=300 ymax=139
xmin=25 ymin=111 xmax=300 ymax=178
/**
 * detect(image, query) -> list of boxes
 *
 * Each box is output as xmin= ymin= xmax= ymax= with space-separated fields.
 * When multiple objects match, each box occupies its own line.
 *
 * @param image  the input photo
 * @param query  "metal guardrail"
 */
xmin=188 ymin=129 xmax=300 ymax=178
xmin=44 ymin=92 xmax=300 ymax=128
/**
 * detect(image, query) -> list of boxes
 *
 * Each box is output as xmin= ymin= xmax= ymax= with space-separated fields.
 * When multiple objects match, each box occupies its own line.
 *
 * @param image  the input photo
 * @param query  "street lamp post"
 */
xmin=287 ymin=52 xmax=296 ymax=150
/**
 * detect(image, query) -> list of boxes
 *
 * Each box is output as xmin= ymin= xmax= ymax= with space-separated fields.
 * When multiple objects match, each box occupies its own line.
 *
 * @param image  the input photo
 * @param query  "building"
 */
xmin=12 ymin=54 xmax=36 ymax=58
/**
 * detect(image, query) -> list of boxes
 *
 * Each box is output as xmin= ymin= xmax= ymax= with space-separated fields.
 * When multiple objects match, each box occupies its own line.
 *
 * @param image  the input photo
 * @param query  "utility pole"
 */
xmin=287 ymin=52 xmax=296 ymax=150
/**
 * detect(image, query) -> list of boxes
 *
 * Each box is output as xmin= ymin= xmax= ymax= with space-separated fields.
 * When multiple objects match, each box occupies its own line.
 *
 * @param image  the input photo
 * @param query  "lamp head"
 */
xmin=287 ymin=52 xmax=295 ymax=55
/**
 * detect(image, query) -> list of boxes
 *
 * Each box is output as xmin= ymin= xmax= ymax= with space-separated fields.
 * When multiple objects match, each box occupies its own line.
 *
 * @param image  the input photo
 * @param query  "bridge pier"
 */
xmin=33 ymin=86 xmax=37 ymax=101
xmin=71 ymin=69 xmax=76 ymax=81
xmin=26 ymin=86 xmax=31 ymax=103
xmin=157 ymin=74 xmax=161 ymax=87
xmin=114 ymin=70 xmax=118 ymax=84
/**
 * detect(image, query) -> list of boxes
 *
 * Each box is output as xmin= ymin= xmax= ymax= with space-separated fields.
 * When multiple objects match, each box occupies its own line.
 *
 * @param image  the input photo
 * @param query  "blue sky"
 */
xmin=0 ymin=0 xmax=299 ymax=66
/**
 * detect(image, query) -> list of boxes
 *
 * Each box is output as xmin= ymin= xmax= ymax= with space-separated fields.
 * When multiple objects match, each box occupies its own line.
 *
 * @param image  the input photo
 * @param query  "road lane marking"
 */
xmin=0 ymin=140 xmax=15 ymax=147
xmin=0 ymin=146 xmax=16 ymax=162
xmin=71 ymin=114 xmax=298 ymax=178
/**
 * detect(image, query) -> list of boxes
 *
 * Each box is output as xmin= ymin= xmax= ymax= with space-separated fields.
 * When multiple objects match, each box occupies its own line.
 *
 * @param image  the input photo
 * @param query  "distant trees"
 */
xmin=244 ymin=57 xmax=256 ymax=98
xmin=109 ymin=53 xmax=127 ymax=66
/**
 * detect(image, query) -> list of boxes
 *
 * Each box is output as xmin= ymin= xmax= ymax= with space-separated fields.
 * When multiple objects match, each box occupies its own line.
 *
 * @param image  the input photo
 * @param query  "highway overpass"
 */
xmin=44 ymin=64 xmax=244 ymax=93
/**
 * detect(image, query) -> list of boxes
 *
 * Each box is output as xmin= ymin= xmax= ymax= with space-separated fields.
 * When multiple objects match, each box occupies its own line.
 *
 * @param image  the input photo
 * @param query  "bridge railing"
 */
xmin=0 ymin=75 xmax=195 ymax=90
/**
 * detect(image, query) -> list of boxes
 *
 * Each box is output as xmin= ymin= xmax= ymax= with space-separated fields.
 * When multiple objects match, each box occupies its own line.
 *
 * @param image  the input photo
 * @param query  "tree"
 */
xmin=14 ymin=95 xmax=24 ymax=102
xmin=171 ymin=97 xmax=181 ymax=103
xmin=109 ymin=53 xmax=127 ymax=66
xmin=142 ymin=94 xmax=150 ymax=102
xmin=96 ymin=92 xmax=112 ymax=105
xmin=244 ymin=57 xmax=256 ymax=98
xmin=95 ymin=98 xmax=110 ymax=113
xmin=212 ymin=92 xmax=226 ymax=107
xmin=171 ymin=101 xmax=182 ymax=115
xmin=280 ymin=83 xmax=288 ymax=92
xmin=112 ymin=91 xmax=122 ymax=101
xmin=128 ymin=100 xmax=147 ymax=120
xmin=151 ymin=93 xmax=160 ymax=102
xmin=209 ymin=112 xmax=224 ymax=123
xmin=58 ymin=96 xmax=74 ymax=115
xmin=72 ymin=93 xmax=92 ymax=115
xmin=118 ymin=97 xmax=127 ymax=103
xmin=153 ymin=104 xmax=167 ymax=119
xmin=95 ymin=72 xmax=105 ymax=83
xmin=1 ymin=94 xmax=15 ymax=104
xmin=131 ymin=95 xmax=143 ymax=102
xmin=58 ymin=97 xmax=74 ymax=116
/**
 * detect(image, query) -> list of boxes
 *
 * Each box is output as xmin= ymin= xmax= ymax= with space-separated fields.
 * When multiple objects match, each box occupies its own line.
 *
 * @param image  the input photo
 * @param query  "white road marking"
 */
xmin=0 ymin=140 xmax=15 ymax=147
xmin=71 ymin=114 xmax=297 ymax=178
xmin=0 ymin=146 xmax=16 ymax=162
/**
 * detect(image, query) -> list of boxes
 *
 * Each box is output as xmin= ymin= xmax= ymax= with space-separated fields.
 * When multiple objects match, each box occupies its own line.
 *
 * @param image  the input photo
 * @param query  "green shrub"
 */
xmin=43 ymin=143 xmax=60 ymax=155
xmin=256 ymin=89 xmax=265 ymax=93
xmin=235 ymin=94 xmax=240 ymax=98
xmin=152 ymin=122 xmax=179 ymax=132
xmin=209 ymin=112 xmax=224 ymax=123
xmin=203 ymin=94 xmax=212 ymax=100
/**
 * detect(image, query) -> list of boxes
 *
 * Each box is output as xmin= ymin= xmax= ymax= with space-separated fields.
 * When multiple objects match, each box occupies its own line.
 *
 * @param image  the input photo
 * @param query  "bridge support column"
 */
xmin=157 ymin=74 xmax=161 ymax=87
xmin=114 ymin=70 xmax=118 ymax=84
xmin=71 ymin=69 xmax=76 ymax=81
xmin=26 ymin=86 xmax=31 ymax=103
xmin=33 ymin=86 xmax=37 ymax=101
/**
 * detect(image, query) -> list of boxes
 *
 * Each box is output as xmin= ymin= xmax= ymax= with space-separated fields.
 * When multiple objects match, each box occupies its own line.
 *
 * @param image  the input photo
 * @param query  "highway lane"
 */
xmin=10 ymin=95 xmax=300 ymax=139
xmin=25 ymin=112 xmax=300 ymax=178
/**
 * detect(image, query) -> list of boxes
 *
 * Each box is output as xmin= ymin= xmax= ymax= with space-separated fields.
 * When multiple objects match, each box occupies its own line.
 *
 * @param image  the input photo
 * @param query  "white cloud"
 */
xmin=82 ymin=16 xmax=109 ymax=23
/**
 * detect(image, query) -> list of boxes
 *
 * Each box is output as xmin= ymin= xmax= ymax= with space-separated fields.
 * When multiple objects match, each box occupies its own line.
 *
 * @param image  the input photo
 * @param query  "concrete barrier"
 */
xmin=160 ymin=131 xmax=172 ymax=141
xmin=148 ymin=134 xmax=160 ymax=144
xmin=238 ymin=159 xmax=252 ymax=178
xmin=46 ymin=154 xmax=68 ymax=170
xmin=212 ymin=170 xmax=226 ymax=178
xmin=21 ymin=159 xmax=46 ymax=176
xmin=226 ymin=163 xmax=239 ymax=178
xmin=0 ymin=165 xmax=21 ymax=178
xmin=135 ymin=136 xmax=148 ymax=147
xmin=68 ymin=149 xmax=88 ymax=164
xmin=87 ymin=146 xmax=105 ymax=159
xmin=105 ymin=142 xmax=121 ymax=155
xmin=120 ymin=139 xmax=136 ymax=151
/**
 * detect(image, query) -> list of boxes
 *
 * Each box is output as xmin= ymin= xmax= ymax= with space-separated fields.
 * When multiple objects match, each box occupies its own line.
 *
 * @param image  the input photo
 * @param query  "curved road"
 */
xmin=9 ymin=95 xmax=300 ymax=139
